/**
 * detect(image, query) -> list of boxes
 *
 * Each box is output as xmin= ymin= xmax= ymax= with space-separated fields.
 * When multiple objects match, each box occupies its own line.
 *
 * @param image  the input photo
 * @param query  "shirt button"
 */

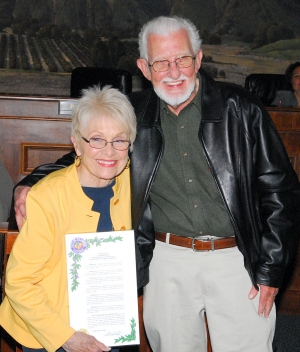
xmin=194 ymin=204 xmax=198 ymax=208
xmin=180 ymin=125 xmax=184 ymax=129
xmin=120 ymin=226 xmax=126 ymax=230
xmin=114 ymin=199 xmax=119 ymax=205
xmin=183 ymin=153 xmax=188 ymax=156
xmin=188 ymin=179 xmax=193 ymax=183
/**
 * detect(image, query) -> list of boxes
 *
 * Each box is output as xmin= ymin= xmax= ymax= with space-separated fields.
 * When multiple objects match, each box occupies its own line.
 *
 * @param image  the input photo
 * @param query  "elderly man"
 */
xmin=14 ymin=16 xmax=300 ymax=352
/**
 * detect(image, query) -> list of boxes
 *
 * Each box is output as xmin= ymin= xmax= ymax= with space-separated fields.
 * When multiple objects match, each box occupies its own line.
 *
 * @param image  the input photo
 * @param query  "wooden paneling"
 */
xmin=0 ymin=96 xmax=75 ymax=185
xmin=20 ymin=143 xmax=73 ymax=174
xmin=269 ymin=107 xmax=300 ymax=179
xmin=267 ymin=107 xmax=300 ymax=315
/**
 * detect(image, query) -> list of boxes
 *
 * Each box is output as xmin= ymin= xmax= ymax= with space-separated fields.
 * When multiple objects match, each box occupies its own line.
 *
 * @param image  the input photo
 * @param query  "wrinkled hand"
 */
xmin=248 ymin=285 xmax=279 ymax=318
xmin=62 ymin=331 xmax=111 ymax=352
xmin=14 ymin=185 xmax=30 ymax=230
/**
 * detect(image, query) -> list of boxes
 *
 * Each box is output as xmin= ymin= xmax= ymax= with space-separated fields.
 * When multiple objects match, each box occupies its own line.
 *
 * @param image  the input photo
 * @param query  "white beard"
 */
xmin=153 ymin=76 xmax=196 ymax=108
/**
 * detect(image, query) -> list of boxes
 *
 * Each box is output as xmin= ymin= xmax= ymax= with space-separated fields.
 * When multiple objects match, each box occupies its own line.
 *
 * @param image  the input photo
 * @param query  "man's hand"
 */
xmin=248 ymin=285 xmax=279 ymax=318
xmin=14 ymin=185 xmax=30 ymax=230
xmin=62 ymin=331 xmax=111 ymax=352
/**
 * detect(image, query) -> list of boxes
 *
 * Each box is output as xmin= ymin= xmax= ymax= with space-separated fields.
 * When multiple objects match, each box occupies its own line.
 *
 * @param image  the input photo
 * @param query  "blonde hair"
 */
xmin=71 ymin=85 xmax=136 ymax=151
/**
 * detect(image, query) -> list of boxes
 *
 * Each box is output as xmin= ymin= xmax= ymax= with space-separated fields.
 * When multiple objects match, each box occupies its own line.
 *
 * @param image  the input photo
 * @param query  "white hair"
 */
xmin=138 ymin=16 xmax=202 ymax=59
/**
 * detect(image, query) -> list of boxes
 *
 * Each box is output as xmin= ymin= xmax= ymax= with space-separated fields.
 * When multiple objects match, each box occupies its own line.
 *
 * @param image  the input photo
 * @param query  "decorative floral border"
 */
xmin=67 ymin=234 xmax=137 ymax=344
xmin=114 ymin=318 xmax=136 ymax=344
xmin=68 ymin=235 xmax=123 ymax=292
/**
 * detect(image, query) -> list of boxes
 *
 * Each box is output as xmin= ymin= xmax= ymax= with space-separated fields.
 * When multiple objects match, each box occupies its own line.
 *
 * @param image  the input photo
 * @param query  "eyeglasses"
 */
xmin=148 ymin=55 xmax=196 ymax=72
xmin=81 ymin=136 xmax=131 ymax=151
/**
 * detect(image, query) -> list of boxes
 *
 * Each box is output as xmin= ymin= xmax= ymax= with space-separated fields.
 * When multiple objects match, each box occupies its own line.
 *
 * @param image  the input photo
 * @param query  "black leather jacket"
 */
xmin=20 ymin=69 xmax=300 ymax=289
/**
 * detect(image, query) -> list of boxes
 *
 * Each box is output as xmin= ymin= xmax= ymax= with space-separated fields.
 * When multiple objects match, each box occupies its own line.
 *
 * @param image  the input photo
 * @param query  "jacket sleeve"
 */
xmin=5 ymin=185 xmax=75 ymax=351
xmin=251 ymin=105 xmax=300 ymax=288
xmin=17 ymin=150 xmax=76 ymax=187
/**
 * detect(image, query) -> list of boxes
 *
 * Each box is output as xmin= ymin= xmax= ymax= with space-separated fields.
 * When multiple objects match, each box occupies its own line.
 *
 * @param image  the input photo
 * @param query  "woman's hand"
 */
xmin=62 ymin=331 xmax=111 ymax=352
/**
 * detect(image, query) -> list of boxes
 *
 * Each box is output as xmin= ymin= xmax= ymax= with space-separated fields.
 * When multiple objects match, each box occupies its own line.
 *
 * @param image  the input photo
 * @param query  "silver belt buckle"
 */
xmin=192 ymin=237 xmax=214 ymax=252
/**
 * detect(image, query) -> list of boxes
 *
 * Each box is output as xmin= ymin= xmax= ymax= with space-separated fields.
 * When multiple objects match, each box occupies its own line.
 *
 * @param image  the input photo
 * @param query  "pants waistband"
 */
xmin=155 ymin=232 xmax=237 ymax=251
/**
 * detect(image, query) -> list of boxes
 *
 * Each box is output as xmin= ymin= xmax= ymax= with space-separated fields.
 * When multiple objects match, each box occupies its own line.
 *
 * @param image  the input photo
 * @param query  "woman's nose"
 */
xmin=101 ymin=142 xmax=116 ymax=156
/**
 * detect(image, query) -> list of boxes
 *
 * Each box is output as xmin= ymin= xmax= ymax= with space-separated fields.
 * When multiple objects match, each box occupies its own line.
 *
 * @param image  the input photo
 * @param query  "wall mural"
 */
xmin=0 ymin=0 xmax=299 ymax=96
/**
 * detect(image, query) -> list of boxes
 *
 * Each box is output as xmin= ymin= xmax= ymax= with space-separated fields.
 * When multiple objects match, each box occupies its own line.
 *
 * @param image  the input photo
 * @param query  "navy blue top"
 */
xmin=82 ymin=180 xmax=115 ymax=232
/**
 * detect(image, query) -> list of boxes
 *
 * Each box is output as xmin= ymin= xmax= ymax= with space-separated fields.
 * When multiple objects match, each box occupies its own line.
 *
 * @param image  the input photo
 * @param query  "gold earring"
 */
xmin=125 ymin=158 xmax=130 ymax=169
xmin=75 ymin=155 xmax=81 ymax=167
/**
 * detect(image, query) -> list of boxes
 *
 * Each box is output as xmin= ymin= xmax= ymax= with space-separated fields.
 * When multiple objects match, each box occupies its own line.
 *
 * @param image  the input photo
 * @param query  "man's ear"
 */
xmin=137 ymin=58 xmax=152 ymax=81
xmin=194 ymin=49 xmax=203 ymax=73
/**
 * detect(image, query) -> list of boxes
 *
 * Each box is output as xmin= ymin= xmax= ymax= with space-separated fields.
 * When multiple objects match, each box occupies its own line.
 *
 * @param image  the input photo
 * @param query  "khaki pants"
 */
xmin=143 ymin=240 xmax=275 ymax=352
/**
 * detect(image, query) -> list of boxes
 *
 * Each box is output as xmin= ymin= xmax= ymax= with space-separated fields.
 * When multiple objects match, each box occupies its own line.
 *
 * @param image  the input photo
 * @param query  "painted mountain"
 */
xmin=3 ymin=0 xmax=300 ymax=38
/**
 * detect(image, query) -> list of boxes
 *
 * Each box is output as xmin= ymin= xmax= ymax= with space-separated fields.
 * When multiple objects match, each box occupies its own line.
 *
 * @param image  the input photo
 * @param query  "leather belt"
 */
xmin=155 ymin=232 xmax=237 ymax=251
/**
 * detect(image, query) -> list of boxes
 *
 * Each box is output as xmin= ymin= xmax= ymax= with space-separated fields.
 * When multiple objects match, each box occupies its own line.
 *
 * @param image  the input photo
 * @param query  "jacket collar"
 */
xmin=137 ymin=89 xmax=161 ymax=128
xmin=200 ymin=68 xmax=224 ymax=122
xmin=63 ymin=163 xmax=95 ymax=209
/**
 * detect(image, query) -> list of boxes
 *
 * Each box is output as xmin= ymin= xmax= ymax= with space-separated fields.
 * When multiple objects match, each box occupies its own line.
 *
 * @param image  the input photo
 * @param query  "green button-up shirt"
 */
xmin=151 ymin=79 xmax=234 ymax=238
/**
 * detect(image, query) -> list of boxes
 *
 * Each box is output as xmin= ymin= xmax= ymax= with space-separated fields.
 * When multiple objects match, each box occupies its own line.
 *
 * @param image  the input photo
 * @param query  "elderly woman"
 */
xmin=0 ymin=86 xmax=137 ymax=352
xmin=272 ymin=61 xmax=300 ymax=107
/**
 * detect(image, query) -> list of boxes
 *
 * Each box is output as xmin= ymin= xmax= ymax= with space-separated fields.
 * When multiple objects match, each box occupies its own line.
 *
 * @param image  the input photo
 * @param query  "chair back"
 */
xmin=70 ymin=67 xmax=132 ymax=98
xmin=244 ymin=73 xmax=289 ymax=106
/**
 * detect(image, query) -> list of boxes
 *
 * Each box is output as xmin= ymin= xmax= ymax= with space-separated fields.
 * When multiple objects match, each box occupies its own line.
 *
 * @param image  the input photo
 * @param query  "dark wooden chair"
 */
xmin=0 ymin=222 xmax=22 ymax=352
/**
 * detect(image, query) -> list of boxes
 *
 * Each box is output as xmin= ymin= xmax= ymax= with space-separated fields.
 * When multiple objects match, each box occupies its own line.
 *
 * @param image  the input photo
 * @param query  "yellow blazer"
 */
xmin=0 ymin=163 xmax=131 ymax=351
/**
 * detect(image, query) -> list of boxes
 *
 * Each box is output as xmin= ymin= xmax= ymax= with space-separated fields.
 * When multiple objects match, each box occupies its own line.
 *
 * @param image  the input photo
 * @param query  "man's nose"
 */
xmin=167 ymin=61 xmax=181 ymax=79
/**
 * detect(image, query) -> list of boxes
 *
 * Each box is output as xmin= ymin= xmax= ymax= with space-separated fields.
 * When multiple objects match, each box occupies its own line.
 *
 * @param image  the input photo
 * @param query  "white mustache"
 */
xmin=161 ymin=75 xmax=188 ymax=83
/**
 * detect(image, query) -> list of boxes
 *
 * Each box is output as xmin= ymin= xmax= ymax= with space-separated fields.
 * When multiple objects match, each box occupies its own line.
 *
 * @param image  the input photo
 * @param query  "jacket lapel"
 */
xmin=129 ymin=90 xmax=163 ymax=229
xmin=200 ymin=68 xmax=224 ymax=122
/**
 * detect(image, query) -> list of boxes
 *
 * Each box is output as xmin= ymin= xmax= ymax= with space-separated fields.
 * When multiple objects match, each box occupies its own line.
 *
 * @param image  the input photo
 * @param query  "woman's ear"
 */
xmin=71 ymin=136 xmax=81 ymax=156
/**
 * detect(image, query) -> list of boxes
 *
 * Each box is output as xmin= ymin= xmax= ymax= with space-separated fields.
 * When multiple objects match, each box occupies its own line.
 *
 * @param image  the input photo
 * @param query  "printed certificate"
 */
xmin=65 ymin=230 xmax=139 ymax=347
